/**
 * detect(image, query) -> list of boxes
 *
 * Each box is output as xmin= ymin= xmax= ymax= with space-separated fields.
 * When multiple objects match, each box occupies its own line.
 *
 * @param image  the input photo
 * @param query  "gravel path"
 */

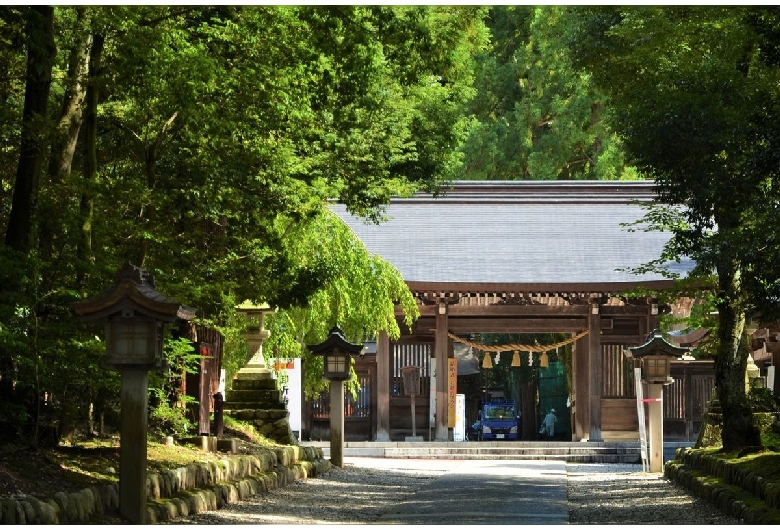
xmin=167 ymin=459 xmax=744 ymax=525
xmin=566 ymin=463 xmax=743 ymax=525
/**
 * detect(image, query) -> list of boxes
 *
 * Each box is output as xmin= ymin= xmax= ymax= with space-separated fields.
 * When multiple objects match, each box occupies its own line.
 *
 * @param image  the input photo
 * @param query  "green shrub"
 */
xmin=149 ymin=387 xmax=196 ymax=438
xmin=749 ymin=387 xmax=780 ymax=413
xmin=148 ymin=337 xmax=202 ymax=438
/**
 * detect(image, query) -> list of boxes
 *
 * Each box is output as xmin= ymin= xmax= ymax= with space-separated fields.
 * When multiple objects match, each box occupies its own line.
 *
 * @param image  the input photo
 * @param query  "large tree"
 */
xmin=457 ymin=6 xmax=636 ymax=181
xmin=4 ymin=6 xmax=55 ymax=253
xmin=567 ymin=6 xmax=780 ymax=450
xmin=0 ymin=5 xmax=488 ymax=443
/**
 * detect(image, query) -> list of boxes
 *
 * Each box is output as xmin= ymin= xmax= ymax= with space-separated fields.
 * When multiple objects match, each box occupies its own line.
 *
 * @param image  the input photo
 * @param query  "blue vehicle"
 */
xmin=478 ymin=400 xmax=519 ymax=441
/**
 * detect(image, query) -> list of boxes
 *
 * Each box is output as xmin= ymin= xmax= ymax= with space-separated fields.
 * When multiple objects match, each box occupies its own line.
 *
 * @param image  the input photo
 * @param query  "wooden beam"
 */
xmin=416 ymin=304 xmax=591 ymax=317
xmin=443 ymin=318 xmax=587 ymax=333
xmin=392 ymin=334 xmax=435 ymax=344
xmin=588 ymin=308 xmax=603 ymax=442
xmin=600 ymin=305 xmax=657 ymax=316
xmin=405 ymin=302 xmax=655 ymax=319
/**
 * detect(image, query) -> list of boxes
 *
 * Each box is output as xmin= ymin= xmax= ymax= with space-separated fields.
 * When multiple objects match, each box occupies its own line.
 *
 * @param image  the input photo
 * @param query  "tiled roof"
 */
xmin=330 ymin=181 xmax=694 ymax=287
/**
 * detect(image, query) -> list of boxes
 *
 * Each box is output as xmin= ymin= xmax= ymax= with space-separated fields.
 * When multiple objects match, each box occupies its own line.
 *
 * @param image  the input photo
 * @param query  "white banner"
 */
xmin=635 ymin=367 xmax=649 ymax=472
xmin=454 ymin=394 xmax=466 ymax=441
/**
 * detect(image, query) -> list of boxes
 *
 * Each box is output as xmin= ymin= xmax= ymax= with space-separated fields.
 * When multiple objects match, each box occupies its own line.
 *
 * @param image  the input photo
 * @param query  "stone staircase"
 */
xmin=224 ymin=367 xmax=296 ymax=445
xmin=301 ymin=440 xmax=697 ymax=463
xmin=301 ymin=441 xmax=646 ymax=463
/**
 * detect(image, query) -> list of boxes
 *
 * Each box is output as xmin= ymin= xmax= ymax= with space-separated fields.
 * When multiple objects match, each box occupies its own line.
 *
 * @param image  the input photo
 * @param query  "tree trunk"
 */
xmin=77 ymin=32 xmax=104 ymax=288
xmin=38 ymin=8 xmax=90 ymax=265
xmin=4 ymin=6 xmax=56 ymax=252
xmin=715 ymin=253 xmax=761 ymax=451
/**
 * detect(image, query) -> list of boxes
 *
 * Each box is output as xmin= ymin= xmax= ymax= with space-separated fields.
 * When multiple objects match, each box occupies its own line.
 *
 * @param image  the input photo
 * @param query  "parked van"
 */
xmin=476 ymin=400 xmax=519 ymax=441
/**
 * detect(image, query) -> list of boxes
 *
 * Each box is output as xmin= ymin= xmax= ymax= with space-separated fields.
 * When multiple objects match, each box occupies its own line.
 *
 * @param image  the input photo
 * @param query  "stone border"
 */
xmin=665 ymin=447 xmax=780 ymax=524
xmin=0 ymin=444 xmax=330 ymax=524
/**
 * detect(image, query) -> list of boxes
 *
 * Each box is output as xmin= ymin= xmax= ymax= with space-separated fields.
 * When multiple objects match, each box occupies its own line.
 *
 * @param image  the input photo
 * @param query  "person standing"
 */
xmin=542 ymin=408 xmax=557 ymax=439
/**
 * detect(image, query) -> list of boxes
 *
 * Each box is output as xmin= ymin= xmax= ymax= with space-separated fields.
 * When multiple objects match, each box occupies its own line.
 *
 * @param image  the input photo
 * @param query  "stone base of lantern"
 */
xmin=224 ymin=367 xmax=296 ymax=445
xmin=695 ymin=392 xmax=722 ymax=448
xmin=236 ymin=364 xmax=272 ymax=378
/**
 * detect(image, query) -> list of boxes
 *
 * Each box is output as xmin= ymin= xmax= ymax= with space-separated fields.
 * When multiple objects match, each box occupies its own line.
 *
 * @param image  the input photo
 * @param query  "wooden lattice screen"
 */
xmin=391 ymin=343 xmax=431 ymax=397
xmin=602 ymin=344 xmax=636 ymax=398
xmin=663 ymin=361 xmax=716 ymax=441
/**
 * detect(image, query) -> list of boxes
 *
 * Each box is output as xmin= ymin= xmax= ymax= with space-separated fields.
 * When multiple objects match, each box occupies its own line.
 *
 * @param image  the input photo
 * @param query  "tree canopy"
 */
xmin=0 ymin=5 xmax=487 ymax=443
xmin=456 ymin=6 xmax=638 ymax=181
xmin=566 ymin=5 xmax=780 ymax=450
xmin=1 ymin=5 xmax=778 ymax=451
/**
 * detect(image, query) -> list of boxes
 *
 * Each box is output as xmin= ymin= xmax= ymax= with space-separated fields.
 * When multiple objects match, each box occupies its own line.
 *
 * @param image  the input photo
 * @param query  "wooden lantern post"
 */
xmin=308 ymin=326 xmax=364 ymax=468
xmin=628 ymin=329 xmax=688 ymax=473
xmin=73 ymin=263 xmax=195 ymax=524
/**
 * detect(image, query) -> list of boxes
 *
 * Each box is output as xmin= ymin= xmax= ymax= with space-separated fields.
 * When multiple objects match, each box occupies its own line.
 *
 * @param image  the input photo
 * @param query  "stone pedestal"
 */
xmin=229 ymin=302 xmax=294 ymax=445
xmin=223 ymin=368 xmax=296 ymax=445
xmin=696 ymin=390 xmax=722 ymax=448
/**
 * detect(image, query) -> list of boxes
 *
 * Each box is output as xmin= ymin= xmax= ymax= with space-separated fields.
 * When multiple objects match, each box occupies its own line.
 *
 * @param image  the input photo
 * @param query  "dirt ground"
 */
xmin=0 ymin=442 xmax=105 ymax=500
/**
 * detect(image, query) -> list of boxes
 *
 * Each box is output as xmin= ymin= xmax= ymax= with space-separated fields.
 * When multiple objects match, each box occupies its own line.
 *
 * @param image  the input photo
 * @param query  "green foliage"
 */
xmin=207 ymin=292 xmax=249 ymax=386
xmin=567 ymin=5 xmax=780 ymax=449
xmin=749 ymin=388 xmax=780 ymax=414
xmin=568 ymin=6 xmax=780 ymax=319
xmin=148 ymin=337 xmax=200 ymax=437
xmin=148 ymin=388 xmax=196 ymax=438
xmin=260 ymin=209 xmax=420 ymax=399
xmin=1 ymin=5 xmax=482 ymax=444
xmin=457 ymin=6 xmax=636 ymax=181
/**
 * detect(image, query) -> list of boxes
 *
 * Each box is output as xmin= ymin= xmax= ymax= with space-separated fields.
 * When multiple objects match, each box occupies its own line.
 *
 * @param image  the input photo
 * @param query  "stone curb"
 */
xmin=665 ymin=447 xmax=780 ymax=524
xmin=146 ymin=456 xmax=332 ymax=524
xmin=0 ymin=444 xmax=330 ymax=524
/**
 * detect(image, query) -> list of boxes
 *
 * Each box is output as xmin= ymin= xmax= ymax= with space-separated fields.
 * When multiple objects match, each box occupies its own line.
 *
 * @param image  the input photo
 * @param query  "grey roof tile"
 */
xmin=331 ymin=181 xmax=694 ymax=285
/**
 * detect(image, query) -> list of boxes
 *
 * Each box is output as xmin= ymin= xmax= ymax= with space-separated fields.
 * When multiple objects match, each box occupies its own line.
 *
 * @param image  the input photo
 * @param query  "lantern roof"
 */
xmin=308 ymin=326 xmax=365 ymax=356
xmin=236 ymin=300 xmax=276 ymax=313
xmin=628 ymin=329 xmax=690 ymax=358
xmin=73 ymin=262 xmax=196 ymax=323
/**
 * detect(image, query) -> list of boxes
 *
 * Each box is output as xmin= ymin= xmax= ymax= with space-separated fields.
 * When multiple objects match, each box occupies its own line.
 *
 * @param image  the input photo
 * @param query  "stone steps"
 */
xmin=225 ymin=366 xmax=295 ymax=444
xmin=225 ymin=389 xmax=284 ymax=403
xmin=231 ymin=378 xmax=278 ymax=391
xmin=300 ymin=441 xmax=694 ymax=464
xmin=223 ymin=409 xmax=290 ymax=422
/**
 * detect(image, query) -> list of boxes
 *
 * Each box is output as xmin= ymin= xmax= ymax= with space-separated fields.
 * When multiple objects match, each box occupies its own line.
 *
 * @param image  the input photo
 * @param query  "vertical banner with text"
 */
xmin=448 ymin=358 xmax=457 ymax=428
xmin=454 ymin=394 xmax=466 ymax=441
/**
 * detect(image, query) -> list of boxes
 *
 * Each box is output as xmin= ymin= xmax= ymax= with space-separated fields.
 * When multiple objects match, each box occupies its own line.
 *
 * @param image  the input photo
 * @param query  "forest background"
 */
xmin=1 ymin=5 xmax=779 ymax=451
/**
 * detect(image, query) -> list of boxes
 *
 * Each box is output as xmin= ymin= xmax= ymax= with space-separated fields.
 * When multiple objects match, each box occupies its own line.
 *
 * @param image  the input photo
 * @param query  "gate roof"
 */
xmin=331 ymin=180 xmax=694 ymax=294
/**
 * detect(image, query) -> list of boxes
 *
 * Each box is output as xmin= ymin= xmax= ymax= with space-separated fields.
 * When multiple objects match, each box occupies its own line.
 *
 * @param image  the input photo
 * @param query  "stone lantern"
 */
xmin=628 ymin=329 xmax=688 ymax=473
xmin=236 ymin=301 xmax=276 ymax=373
xmin=308 ymin=326 xmax=365 ymax=467
xmin=73 ymin=263 xmax=194 ymax=524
